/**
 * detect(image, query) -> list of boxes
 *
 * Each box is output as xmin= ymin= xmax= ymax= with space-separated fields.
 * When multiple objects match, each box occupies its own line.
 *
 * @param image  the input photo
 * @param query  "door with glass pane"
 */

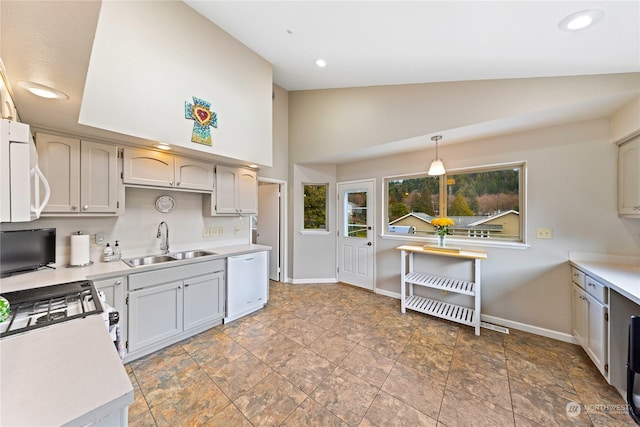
xmin=337 ymin=180 xmax=375 ymax=290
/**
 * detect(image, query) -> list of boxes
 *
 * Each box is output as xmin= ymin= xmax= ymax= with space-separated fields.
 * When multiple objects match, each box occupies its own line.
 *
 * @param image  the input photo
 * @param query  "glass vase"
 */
xmin=438 ymin=234 xmax=446 ymax=248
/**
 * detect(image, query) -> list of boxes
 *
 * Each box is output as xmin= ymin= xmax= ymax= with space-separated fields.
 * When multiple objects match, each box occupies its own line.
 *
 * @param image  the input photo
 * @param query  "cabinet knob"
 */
xmin=83 ymin=205 xmax=89 ymax=210
xmin=169 ymin=181 xmax=174 ymax=186
xmin=71 ymin=206 xmax=77 ymax=210
xmin=176 ymin=182 xmax=181 ymax=186
xmin=177 ymin=285 xmax=182 ymax=289
xmin=115 ymin=281 xmax=122 ymax=286
xmin=185 ymin=283 xmax=190 ymax=287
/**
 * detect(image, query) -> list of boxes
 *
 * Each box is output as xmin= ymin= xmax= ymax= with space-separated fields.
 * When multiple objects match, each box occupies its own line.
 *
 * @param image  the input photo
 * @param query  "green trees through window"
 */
xmin=386 ymin=164 xmax=524 ymax=242
xmin=303 ymin=184 xmax=328 ymax=230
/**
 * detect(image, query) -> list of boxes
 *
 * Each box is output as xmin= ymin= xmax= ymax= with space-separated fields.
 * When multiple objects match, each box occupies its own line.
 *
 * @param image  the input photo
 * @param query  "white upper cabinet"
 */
xmin=36 ymin=133 xmax=119 ymax=215
xmin=123 ymin=147 xmax=213 ymax=192
xmin=204 ymin=165 xmax=257 ymax=216
xmin=619 ymin=136 xmax=640 ymax=217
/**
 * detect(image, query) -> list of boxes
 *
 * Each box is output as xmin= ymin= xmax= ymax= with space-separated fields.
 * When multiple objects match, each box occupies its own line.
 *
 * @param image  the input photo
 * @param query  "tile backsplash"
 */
xmin=0 ymin=187 xmax=249 ymax=264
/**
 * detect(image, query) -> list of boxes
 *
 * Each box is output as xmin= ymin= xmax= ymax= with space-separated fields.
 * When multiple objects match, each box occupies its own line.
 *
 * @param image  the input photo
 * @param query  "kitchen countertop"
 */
xmin=569 ymin=253 xmax=640 ymax=305
xmin=0 ymin=243 xmax=271 ymax=293
xmin=0 ymin=315 xmax=133 ymax=426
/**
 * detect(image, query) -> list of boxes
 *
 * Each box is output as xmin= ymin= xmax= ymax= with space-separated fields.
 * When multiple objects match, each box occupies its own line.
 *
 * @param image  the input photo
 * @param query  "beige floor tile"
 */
xmin=446 ymin=355 xmax=512 ymax=410
xmin=234 ymin=371 xmax=307 ymax=426
xmin=282 ymin=397 xmax=348 ymax=426
xmin=208 ymin=351 xmax=274 ymax=400
xmin=397 ymin=341 xmax=454 ymax=382
xmin=200 ymin=402 xmax=253 ymax=427
xmin=359 ymin=331 xmax=407 ymax=360
xmin=438 ymin=385 xmax=515 ymax=427
xmin=381 ymin=362 xmax=446 ymax=420
xmin=136 ymin=358 xmax=204 ymax=407
xmin=506 ymin=351 xmax=578 ymax=402
xmin=250 ymin=332 xmax=305 ymax=368
xmin=223 ymin=320 xmax=279 ymax=351
xmin=188 ymin=332 xmax=248 ymax=372
xmin=360 ymin=391 xmax=437 ymax=427
xmin=308 ymin=331 xmax=358 ymax=364
xmin=128 ymin=344 xmax=188 ymax=378
xmin=310 ymin=367 xmax=380 ymax=426
xmin=339 ymin=344 xmax=395 ymax=388
xmin=278 ymin=316 xmax=328 ymax=346
xmin=277 ymin=348 xmax=337 ymax=394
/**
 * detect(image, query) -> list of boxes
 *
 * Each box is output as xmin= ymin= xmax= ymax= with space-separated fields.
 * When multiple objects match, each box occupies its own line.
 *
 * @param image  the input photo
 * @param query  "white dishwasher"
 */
xmin=225 ymin=251 xmax=269 ymax=322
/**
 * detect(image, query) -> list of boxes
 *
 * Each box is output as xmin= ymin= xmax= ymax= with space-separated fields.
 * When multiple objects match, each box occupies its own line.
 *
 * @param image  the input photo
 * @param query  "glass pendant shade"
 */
xmin=428 ymin=135 xmax=446 ymax=176
xmin=428 ymin=159 xmax=445 ymax=176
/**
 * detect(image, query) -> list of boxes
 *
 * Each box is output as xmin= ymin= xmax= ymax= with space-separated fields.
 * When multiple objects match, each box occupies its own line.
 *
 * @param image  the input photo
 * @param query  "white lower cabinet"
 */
xmin=571 ymin=266 xmax=609 ymax=379
xmin=126 ymin=260 xmax=225 ymax=360
xmin=128 ymin=280 xmax=184 ymax=353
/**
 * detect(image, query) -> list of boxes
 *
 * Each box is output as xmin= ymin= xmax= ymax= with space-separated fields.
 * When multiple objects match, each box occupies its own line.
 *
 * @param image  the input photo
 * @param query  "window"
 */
xmin=385 ymin=163 xmax=525 ymax=244
xmin=303 ymin=183 xmax=328 ymax=230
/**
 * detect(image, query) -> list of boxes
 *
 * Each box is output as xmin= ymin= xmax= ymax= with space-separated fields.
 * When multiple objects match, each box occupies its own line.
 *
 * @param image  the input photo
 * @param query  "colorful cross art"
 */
xmin=185 ymin=96 xmax=217 ymax=146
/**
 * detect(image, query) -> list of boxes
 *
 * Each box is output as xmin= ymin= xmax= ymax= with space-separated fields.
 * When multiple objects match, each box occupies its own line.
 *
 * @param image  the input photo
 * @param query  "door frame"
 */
xmin=257 ymin=177 xmax=288 ymax=283
xmin=336 ymin=178 xmax=376 ymax=291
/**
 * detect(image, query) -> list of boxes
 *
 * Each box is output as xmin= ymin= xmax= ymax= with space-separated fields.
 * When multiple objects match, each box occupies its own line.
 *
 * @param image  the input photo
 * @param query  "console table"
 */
xmin=397 ymin=245 xmax=487 ymax=335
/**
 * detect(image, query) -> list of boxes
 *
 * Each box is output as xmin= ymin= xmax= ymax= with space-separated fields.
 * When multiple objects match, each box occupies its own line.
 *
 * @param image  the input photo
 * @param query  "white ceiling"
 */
xmin=1 ymin=1 xmax=639 ymax=162
xmin=184 ymin=1 xmax=640 ymax=91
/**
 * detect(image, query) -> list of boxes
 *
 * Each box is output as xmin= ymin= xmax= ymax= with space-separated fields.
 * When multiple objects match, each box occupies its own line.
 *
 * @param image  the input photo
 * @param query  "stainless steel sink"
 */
xmin=123 ymin=255 xmax=177 ymax=267
xmin=124 ymin=250 xmax=217 ymax=267
xmin=171 ymin=250 xmax=217 ymax=260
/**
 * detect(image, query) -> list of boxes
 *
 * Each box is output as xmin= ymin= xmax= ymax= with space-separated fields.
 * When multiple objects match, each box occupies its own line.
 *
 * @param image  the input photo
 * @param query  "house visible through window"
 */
xmin=303 ymin=183 xmax=328 ymax=230
xmin=385 ymin=163 xmax=525 ymax=243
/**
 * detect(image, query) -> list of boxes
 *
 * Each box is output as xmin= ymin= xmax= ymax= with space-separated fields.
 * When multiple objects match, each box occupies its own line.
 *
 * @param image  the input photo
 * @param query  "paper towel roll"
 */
xmin=70 ymin=234 xmax=90 ymax=266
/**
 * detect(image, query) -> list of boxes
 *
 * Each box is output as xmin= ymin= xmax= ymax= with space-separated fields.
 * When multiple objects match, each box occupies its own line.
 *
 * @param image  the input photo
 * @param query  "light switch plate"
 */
xmin=210 ymin=227 xmax=219 ymax=237
xmin=219 ymin=227 xmax=225 ymax=236
xmin=203 ymin=228 xmax=210 ymax=238
xmin=234 ymin=226 xmax=243 ymax=235
xmin=536 ymin=227 xmax=553 ymax=239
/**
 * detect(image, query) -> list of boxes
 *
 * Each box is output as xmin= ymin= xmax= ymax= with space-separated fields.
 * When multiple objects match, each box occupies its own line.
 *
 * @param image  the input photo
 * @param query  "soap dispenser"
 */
xmin=103 ymin=243 xmax=113 ymax=262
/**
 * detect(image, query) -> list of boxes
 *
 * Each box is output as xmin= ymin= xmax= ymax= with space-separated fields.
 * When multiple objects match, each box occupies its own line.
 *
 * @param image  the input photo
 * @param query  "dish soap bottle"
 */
xmin=114 ymin=240 xmax=122 ymax=261
xmin=103 ymin=243 xmax=113 ymax=262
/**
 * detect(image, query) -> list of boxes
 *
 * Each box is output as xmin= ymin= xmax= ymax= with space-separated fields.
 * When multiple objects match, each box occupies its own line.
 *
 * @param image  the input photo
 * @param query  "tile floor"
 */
xmin=126 ymin=281 xmax=632 ymax=426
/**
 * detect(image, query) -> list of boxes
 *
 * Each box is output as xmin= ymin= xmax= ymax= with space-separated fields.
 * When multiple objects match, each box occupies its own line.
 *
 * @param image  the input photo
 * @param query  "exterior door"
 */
xmin=257 ymin=182 xmax=280 ymax=281
xmin=338 ymin=180 xmax=375 ymax=290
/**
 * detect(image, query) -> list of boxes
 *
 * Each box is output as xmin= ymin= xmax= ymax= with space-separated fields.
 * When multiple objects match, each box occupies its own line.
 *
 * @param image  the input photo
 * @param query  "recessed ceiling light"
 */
xmin=17 ymin=81 xmax=68 ymax=99
xmin=154 ymin=143 xmax=171 ymax=150
xmin=558 ymin=9 xmax=604 ymax=31
xmin=315 ymin=58 xmax=327 ymax=68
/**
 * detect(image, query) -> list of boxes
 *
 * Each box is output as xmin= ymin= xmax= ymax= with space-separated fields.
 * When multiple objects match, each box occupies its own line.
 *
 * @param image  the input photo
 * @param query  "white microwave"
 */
xmin=0 ymin=119 xmax=50 ymax=222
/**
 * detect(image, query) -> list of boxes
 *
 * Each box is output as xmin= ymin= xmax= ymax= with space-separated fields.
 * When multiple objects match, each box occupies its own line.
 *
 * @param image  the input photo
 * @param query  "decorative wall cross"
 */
xmin=185 ymin=96 xmax=217 ymax=146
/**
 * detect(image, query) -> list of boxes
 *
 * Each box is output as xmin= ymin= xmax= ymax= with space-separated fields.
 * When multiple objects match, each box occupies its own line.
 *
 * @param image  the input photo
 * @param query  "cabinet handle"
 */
xmin=185 ymin=283 xmax=190 ymax=287
xmin=71 ymin=206 xmax=77 ymax=210
xmin=170 ymin=181 xmax=174 ymax=186
xmin=83 ymin=205 xmax=89 ymax=210
xmin=176 ymin=182 xmax=181 ymax=186
xmin=178 ymin=285 xmax=182 ymax=289
xmin=115 ymin=281 xmax=122 ymax=286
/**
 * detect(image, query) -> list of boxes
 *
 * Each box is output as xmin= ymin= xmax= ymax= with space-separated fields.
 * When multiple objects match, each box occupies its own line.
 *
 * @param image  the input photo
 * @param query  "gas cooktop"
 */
xmin=0 ymin=280 xmax=103 ymax=338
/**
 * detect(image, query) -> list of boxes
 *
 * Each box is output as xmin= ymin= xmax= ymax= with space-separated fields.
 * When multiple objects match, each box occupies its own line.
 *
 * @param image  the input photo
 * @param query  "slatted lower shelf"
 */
xmin=405 ymin=271 xmax=475 ymax=295
xmin=405 ymin=295 xmax=476 ymax=326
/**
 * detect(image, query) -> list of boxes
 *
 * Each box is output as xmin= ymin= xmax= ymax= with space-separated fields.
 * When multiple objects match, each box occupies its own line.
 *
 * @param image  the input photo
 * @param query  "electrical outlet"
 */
xmin=536 ymin=227 xmax=553 ymax=239
xmin=95 ymin=232 xmax=105 ymax=244
xmin=234 ymin=226 xmax=243 ymax=235
xmin=203 ymin=228 xmax=210 ymax=238
xmin=219 ymin=227 xmax=225 ymax=236
xmin=210 ymin=227 xmax=219 ymax=237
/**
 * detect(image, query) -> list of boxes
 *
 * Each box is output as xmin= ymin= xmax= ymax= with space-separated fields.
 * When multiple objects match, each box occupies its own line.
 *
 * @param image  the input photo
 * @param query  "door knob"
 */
xmin=367 ymin=242 xmax=372 ymax=246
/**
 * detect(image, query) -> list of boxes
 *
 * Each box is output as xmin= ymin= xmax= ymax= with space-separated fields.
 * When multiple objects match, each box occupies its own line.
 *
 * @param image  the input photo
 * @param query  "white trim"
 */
xmin=300 ymin=230 xmax=331 ymax=235
xmin=370 ymin=288 xmax=575 ymax=343
xmin=258 ymin=177 xmax=288 ymax=283
xmin=379 ymin=233 xmax=531 ymax=250
xmin=291 ymin=278 xmax=338 ymax=284
xmin=480 ymin=314 xmax=577 ymax=344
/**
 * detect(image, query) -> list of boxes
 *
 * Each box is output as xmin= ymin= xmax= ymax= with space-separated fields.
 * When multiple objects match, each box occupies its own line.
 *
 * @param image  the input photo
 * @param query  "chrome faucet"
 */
xmin=157 ymin=221 xmax=169 ymax=254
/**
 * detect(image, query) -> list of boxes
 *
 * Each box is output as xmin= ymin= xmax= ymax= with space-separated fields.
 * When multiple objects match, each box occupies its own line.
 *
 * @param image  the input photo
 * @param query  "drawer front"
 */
xmin=571 ymin=267 xmax=586 ymax=289
xmin=585 ymin=275 xmax=607 ymax=304
xmin=129 ymin=259 xmax=225 ymax=291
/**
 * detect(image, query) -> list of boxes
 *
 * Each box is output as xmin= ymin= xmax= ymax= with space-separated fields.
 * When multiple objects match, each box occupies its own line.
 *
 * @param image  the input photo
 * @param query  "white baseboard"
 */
xmin=372 ymin=288 xmax=576 ymax=344
xmin=291 ymin=278 xmax=338 ymax=285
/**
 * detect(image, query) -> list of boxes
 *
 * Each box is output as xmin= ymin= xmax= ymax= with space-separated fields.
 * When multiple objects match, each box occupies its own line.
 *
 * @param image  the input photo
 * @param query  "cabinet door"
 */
xmin=215 ymin=165 xmax=239 ymax=214
xmin=36 ymin=133 xmax=80 ymax=213
xmin=619 ymin=137 xmax=640 ymax=216
xmin=586 ymin=292 xmax=608 ymax=377
xmin=93 ymin=275 xmax=127 ymax=348
xmin=571 ymin=284 xmax=588 ymax=349
xmin=238 ymin=168 xmax=258 ymax=214
xmin=183 ymin=272 xmax=224 ymax=330
xmin=175 ymin=156 xmax=213 ymax=192
xmin=128 ymin=281 xmax=183 ymax=352
xmin=123 ymin=147 xmax=175 ymax=188
xmin=80 ymin=141 xmax=119 ymax=213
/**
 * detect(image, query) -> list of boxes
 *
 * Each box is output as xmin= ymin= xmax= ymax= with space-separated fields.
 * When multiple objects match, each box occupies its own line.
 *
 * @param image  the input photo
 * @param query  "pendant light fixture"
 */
xmin=428 ymin=135 xmax=446 ymax=176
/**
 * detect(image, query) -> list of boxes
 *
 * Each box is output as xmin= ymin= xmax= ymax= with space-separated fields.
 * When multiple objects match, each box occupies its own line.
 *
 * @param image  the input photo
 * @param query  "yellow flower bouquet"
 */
xmin=431 ymin=217 xmax=454 ymax=236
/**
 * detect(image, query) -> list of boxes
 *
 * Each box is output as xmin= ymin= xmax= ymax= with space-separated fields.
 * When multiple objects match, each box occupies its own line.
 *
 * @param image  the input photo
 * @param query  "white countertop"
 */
xmin=0 ymin=315 xmax=133 ymax=426
xmin=0 ymin=243 xmax=271 ymax=293
xmin=570 ymin=259 xmax=640 ymax=305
